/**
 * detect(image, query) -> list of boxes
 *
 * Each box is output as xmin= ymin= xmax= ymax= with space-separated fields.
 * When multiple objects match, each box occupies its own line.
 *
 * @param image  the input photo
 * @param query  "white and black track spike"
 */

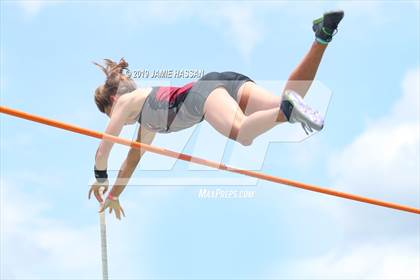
xmin=280 ymin=90 xmax=324 ymax=135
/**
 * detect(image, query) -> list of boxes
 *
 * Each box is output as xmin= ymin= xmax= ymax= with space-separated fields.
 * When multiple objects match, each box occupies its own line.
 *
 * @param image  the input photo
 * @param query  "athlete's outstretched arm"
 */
xmin=96 ymin=126 xmax=155 ymax=220
xmin=110 ymin=126 xmax=156 ymax=198
xmin=95 ymin=97 xmax=131 ymax=170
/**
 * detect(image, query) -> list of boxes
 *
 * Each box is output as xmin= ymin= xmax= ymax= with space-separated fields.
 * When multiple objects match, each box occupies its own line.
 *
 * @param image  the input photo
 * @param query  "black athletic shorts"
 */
xmin=139 ymin=71 xmax=254 ymax=133
xmin=186 ymin=71 xmax=254 ymax=118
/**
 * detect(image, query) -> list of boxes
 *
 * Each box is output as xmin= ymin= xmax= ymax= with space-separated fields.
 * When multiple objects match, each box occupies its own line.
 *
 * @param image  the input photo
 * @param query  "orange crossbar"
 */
xmin=1 ymin=105 xmax=419 ymax=215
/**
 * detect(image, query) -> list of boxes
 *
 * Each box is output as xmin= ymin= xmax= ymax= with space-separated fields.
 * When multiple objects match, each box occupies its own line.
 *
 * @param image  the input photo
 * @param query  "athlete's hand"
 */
xmin=89 ymin=179 xmax=109 ymax=203
xmin=99 ymin=194 xmax=126 ymax=220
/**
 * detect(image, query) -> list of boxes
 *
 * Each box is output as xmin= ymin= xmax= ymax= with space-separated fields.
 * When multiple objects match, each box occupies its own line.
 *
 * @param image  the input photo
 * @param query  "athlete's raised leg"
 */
xmin=283 ymin=42 xmax=326 ymax=99
xmin=285 ymin=10 xmax=344 ymax=98
xmin=237 ymin=42 xmax=326 ymax=118
xmin=236 ymin=11 xmax=344 ymax=133
xmin=237 ymin=82 xmax=282 ymax=116
xmin=204 ymin=11 xmax=345 ymax=143
xmin=204 ymin=87 xmax=281 ymax=146
xmin=236 ymin=42 xmax=328 ymax=124
xmin=238 ymin=11 xmax=344 ymax=115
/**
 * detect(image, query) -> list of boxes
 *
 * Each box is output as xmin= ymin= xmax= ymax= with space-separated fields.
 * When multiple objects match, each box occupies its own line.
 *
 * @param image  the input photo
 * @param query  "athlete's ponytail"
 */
xmin=93 ymin=58 xmax=137 ymax=114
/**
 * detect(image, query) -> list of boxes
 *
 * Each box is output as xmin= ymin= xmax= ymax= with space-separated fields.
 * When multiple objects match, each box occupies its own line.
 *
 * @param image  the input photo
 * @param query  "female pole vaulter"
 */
xmin=89 ymin=11 xmax=344 ymax=219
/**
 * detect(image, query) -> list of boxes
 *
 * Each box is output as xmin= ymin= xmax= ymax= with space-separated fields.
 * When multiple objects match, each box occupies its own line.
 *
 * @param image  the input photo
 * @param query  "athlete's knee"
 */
xmin=229 ymin=117 xmax=253 ymax=146
xmin=237 ymin=137 xmax=253 ymax=146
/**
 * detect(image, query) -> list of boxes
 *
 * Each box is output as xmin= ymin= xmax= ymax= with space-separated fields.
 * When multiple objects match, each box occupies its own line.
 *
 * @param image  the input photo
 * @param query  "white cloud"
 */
xmin=284 ymin=240 xmax=419 ymax=280
xmin=392 ymin=68 xmax=420 ymax=121
xmin=335 ymin=1 xmax=387 ymax=25
xmin=265 ymin=68 xmax=420 ymax=279
xmin=329 ymin=68 xmax=419 ymax=206
xmin=0 ymin=176 xmax=172 ymax=279
xmin=318 ymin=69 xmax=419 ymax=233
xmin=218 ymin=5 xmax=264 ymax=59
xmin=118 ymin=2 xmax=265 ymax=59
xmin=14 ymin=1 xmax=398 ymax=58
xmin=0 ymin=179 xmax=100 ymax=279
xmin=16 ymin=0 xmax=54 ymax=17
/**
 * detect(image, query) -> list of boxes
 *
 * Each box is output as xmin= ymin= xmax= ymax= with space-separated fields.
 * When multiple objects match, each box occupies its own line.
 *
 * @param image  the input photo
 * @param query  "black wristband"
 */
xmin=94 ymin=168 xmax=108 ymax=183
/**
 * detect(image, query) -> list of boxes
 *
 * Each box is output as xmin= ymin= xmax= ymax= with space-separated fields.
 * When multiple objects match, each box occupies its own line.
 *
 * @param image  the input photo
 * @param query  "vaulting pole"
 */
xmin=1 ymin=105 xmax=419 ymax=215
xmin=99 ymin=188 xmax=109 ymax=280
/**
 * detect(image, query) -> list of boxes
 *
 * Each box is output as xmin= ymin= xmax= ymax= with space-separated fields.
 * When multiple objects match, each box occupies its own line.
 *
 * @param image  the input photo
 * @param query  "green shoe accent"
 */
xmin=315 ymin=37 xmax=329 ymax=45
xmin=322 ymin=27 xmax=333 ymax=36
xmin=313 ymin=17 xmax=323 ymax=25
xmin=312 ymin=10 xmax=344 ymax=44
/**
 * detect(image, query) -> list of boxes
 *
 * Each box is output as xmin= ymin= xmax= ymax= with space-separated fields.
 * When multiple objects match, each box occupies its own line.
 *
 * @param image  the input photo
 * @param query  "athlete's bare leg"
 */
xmin=204 ymin=88 xmax=280 ymax=146
xmin=205 ymin=42 xmax=330 ymax=144
xmin=237 ymin=42 xmax=327 ymax=120
xmin=205 ymin=11 xmax=344 ymax=143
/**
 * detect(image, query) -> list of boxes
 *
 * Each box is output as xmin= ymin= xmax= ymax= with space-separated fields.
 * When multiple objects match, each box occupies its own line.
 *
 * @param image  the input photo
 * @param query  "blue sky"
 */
xmin=1 ymin=1 xmax=419 ymax=279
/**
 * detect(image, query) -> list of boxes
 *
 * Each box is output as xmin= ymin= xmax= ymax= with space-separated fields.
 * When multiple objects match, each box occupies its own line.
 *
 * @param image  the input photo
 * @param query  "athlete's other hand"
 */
xmin=99 ymin=194 xmax=125 ymax=220
xmin=88 ymin=179 xmax=109 ymax=203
